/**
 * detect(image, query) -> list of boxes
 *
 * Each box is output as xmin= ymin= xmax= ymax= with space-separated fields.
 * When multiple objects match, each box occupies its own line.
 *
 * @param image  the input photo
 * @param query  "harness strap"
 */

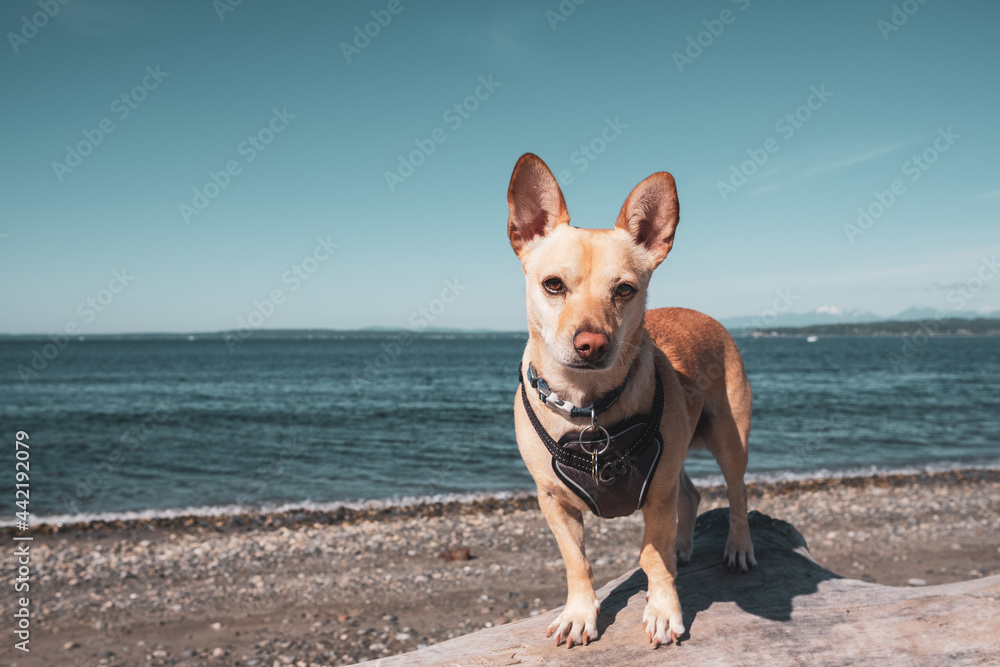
xmin=518 ymin=362 xmax=664 ymax=476
xmin=519 ymin=367 xmax=593 ymax=470
xmin=605 ymin=369 xmax=663 ymax=479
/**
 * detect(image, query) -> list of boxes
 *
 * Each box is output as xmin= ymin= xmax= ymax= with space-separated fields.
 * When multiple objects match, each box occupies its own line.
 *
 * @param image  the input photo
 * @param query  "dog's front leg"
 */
xmin=639 ymin=483 xmax=685 ymax=647
xmin=537 ymin=490 xmax=599 ymax=647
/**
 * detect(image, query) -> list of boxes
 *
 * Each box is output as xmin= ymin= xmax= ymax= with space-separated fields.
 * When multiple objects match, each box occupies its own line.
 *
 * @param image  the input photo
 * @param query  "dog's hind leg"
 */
xmin=675 ymin=467 xmax=700 ymax=565
xmin=704 ymin=407 xmax=756 ymax=573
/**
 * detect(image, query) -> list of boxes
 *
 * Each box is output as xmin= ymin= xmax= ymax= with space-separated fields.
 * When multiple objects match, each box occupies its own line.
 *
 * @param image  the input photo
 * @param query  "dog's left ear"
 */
xmin=615 ymin=172 xmax=680 ymax=268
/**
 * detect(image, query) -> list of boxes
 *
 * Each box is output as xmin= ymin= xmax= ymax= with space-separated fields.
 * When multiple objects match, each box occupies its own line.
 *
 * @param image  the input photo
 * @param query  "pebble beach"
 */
xmin=3 ymin=469 xmax=999 ymax=667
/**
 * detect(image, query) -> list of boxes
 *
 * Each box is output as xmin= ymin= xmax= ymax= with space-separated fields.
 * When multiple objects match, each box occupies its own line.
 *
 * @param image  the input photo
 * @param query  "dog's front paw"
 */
xmin=724 ymin=531 xmax=757 ymax=573
xmin=675 ymin=542 xmax=693 ymax=566
xmin=545 ymin=597 xmax=599 ymax=647
xmin=642 ymin=593 xmax=684 ymax=647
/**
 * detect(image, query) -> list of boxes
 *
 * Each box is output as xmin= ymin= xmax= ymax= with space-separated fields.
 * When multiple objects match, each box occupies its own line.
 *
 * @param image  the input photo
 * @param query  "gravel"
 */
xmin=3 ymin=469 xmax=998 ymax=666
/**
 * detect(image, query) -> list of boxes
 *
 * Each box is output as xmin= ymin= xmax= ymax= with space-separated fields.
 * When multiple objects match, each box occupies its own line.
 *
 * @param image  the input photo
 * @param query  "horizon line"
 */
xmin=3 ymin=315 xmax=999 ymax=339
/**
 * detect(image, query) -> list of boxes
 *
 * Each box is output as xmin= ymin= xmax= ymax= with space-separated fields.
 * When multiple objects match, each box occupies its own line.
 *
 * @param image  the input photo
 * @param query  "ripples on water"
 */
xmin=1 ymin=333 xmax=997 ymax=517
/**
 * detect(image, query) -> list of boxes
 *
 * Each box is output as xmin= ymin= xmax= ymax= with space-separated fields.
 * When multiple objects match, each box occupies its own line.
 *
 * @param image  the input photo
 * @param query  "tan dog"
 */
xmin=507 ymin=153 xmax=755 ymax=648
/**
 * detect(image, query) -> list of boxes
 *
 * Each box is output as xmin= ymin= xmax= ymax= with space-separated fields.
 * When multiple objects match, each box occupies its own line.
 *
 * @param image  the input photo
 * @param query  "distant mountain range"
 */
xmin=718 ymin=306 xmax=999 ymax=332
xmin=747 ymin=317 xmax=1000 ymax=337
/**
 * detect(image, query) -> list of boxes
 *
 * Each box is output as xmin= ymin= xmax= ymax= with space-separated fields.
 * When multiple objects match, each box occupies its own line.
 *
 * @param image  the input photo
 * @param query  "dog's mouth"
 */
xmin=563 ymin=360 xmax=612 ymax=371
xmin=559 ymin=350 xmax=617 ymax=371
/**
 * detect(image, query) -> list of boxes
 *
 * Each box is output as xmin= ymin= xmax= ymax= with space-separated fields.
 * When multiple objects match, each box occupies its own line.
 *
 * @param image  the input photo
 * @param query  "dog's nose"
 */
xmin=574 ymin=331 xmax=609 ymax=362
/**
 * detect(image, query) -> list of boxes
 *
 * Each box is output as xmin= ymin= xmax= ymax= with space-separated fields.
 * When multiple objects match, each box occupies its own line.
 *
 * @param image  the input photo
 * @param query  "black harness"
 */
xmin=519 ymin=363 xmax=665 ymax=518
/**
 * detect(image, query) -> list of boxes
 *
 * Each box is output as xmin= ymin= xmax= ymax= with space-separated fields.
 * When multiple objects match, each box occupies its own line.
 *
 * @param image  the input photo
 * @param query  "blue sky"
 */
xmin=1 ymin=0 xmax=998 ymax=334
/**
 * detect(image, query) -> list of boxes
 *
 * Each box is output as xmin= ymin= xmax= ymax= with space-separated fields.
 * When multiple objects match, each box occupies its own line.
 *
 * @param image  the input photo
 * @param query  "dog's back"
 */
xmin=644 ymin=307 xmax=752 ymax=446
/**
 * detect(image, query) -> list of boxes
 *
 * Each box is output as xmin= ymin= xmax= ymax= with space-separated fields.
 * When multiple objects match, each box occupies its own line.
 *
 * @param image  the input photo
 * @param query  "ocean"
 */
xmin=1 ymin=333 xmax=998 ymax=523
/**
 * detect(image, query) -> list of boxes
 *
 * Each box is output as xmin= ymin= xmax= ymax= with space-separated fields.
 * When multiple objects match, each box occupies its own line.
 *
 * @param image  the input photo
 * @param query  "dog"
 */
xmin=507 ymin=153 xmax=755 ymax=648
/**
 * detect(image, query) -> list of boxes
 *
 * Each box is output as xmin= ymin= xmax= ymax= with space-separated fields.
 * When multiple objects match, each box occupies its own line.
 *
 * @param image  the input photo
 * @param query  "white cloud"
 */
xmin=801 ymin=138 xmax=916 ymax=178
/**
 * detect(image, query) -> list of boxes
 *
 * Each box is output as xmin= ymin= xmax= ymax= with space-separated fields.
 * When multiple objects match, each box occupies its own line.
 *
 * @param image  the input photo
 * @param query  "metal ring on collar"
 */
xmin=578 ymin=424 xmax=611 ymax=456
xmin=598 ymin=462 xmax=619 ymax=483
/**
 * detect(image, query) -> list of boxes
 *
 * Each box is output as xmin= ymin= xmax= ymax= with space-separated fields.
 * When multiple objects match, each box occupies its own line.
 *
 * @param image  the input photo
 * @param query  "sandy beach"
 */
xmin=4 ymin=469 xmax=999 ymax=666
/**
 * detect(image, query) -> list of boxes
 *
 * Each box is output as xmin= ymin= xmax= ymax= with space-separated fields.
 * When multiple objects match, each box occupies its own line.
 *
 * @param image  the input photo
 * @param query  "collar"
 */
xmin=524 ymin=361 xmax=633 ymax=421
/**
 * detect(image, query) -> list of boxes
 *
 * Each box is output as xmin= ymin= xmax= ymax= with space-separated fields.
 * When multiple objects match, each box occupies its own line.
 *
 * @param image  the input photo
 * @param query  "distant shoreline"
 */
xmin=1 ymin=317 xmax=998 ymax=340
xmin=0 ymin=317 xmax=1000 ymax=343
xmin=0 ymin=329 xmax=529 ymax=342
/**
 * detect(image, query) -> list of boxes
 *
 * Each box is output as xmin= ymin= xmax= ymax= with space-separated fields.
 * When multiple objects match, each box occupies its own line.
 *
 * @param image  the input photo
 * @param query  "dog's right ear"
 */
xmin=506 ymin=153 xmax=569 ymax=257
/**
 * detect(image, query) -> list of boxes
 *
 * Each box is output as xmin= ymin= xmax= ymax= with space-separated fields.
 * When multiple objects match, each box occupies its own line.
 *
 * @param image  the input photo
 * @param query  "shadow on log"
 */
xmin=361 ymin=509 xmax=1000 ymax=665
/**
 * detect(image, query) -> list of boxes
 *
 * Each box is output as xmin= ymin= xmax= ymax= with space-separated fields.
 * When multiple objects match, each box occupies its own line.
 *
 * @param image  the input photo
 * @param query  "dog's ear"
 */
xmin=507 ymin=153 xmax=570 ymax=257
xmin=615 ymin=172 xmax=680 ymax=268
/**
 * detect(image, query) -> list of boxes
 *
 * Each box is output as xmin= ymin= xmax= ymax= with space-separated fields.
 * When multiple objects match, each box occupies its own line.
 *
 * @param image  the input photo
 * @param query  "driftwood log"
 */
xmin=362 ymin=509 xmax=1000 ymax=666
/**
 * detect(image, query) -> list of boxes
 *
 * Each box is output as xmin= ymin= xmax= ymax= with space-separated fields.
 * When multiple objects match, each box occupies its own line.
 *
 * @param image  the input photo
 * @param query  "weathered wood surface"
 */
xmin=361 ymin=509 xmax=1000 ymax=666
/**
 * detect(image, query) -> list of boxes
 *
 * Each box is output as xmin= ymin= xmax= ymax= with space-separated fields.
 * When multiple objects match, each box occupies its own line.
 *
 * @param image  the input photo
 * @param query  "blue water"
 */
xmin=1 ymin=333 xmax=998 ymax=519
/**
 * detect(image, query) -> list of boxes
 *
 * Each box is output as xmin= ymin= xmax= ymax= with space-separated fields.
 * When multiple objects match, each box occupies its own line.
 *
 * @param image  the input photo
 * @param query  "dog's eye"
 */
xmin=542 ymin=278 xmax=565 ymax=294
xmin=615 ymin=283 xmax=636 ymax=298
